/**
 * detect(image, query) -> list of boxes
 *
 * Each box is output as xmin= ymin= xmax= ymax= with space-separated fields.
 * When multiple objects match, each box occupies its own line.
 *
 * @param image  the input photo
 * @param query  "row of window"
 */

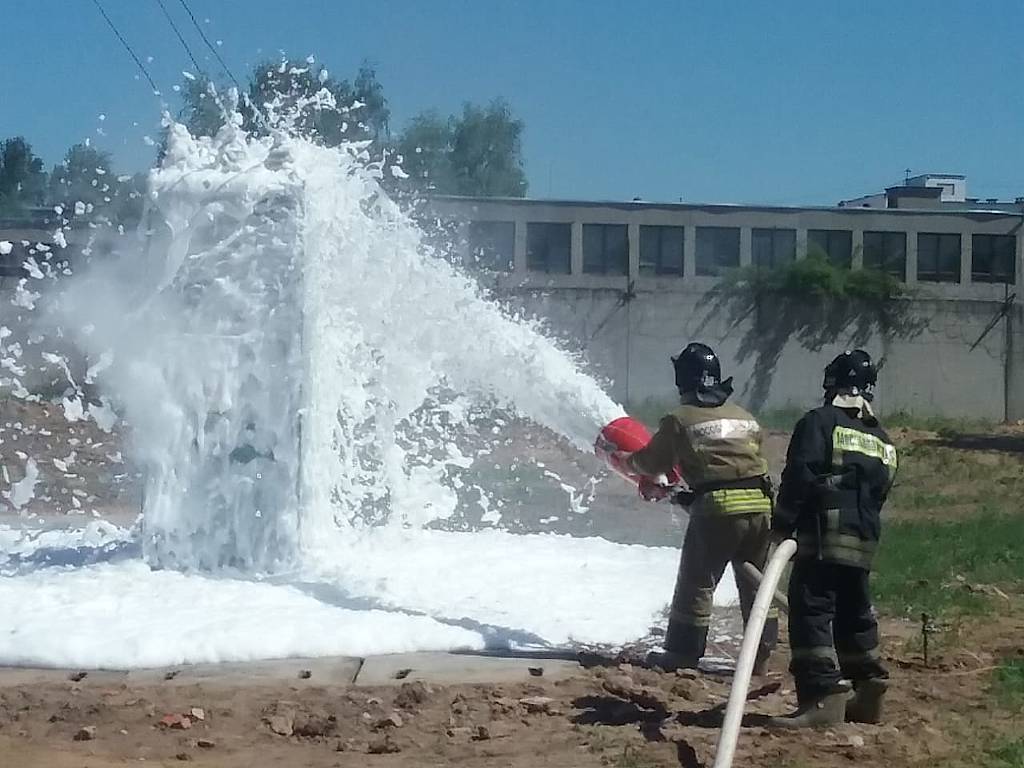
xmin=466 ymin=221 xmax=1017 ymax=283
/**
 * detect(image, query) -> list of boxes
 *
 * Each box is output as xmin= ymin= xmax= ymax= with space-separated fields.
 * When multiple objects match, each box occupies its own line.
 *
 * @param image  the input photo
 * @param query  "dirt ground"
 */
xmin=1 ymin=401 xmax=1023 ymax=766
xmin=0 ymin=398 xmax=140 ymax=524
xmin=1 ymin=614 xmax=1021 ymax=768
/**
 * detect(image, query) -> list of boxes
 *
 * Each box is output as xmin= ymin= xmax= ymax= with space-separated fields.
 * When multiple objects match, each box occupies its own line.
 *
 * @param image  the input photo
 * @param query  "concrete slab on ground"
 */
xmin=126 ymin=657 xmax=364 ymax=686
xmin=353 ymin=652 xmax=580 ymax=686
xmin=0 ymin=653 xmax=584 ymax=689
xmin=0 ymin=657 xmax=363 ymax=688
xmin=0 ymin=668 xmax=130 ymax=687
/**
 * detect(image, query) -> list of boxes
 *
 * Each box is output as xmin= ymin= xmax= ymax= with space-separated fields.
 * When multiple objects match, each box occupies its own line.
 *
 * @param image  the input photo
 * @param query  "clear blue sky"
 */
xmin=3 ymin=0 xmax=1023 ymax=205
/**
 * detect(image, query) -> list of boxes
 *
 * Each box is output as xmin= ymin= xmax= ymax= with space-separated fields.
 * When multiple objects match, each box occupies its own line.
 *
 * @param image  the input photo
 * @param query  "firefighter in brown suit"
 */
xmin=616 ymin=342 xmax=778 ymax=673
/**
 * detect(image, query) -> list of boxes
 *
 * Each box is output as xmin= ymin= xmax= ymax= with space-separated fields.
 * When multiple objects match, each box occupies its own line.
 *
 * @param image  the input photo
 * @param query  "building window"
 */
xmin=526 ymin=222 xmax=571 ymax=274
xmin=863 ymin=231 xmax=907 ymax=280
xmin=467 ymin=221 xmax=514 ymax=272
xmin=972 ymin=234 xmax=1016 ymax=284
xmin=917 ymin=233 xmax=961 ymax=283
xmin=695 ymin=227 xmax=740 ymax=276
xmin=583 ymin=224 xmax=628 ymax=275
xmin=752 ymin=228 xmax=796 ymax=269
xmin=639 ymin=225 xmax=684 ymax=276
xmin=808 ymin=229 xmax=853 ymax=266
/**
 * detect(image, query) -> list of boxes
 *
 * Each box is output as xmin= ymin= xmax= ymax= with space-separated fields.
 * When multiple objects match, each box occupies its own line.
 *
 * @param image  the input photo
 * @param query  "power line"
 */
xmin=153 ymin=0 xmax=202 ymax=74
xmin=90 ymin=0 xmax=160 ymax=93
xmin=176 ymin=0 xmax=241 ymax=89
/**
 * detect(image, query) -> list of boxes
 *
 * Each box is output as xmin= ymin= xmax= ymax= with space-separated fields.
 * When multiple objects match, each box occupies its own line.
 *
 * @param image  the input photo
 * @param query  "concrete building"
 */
xmin=427 ymin=183 xmax=1024 ymax=421
xmin=840 ymin=173 xmax=1024 ymax=212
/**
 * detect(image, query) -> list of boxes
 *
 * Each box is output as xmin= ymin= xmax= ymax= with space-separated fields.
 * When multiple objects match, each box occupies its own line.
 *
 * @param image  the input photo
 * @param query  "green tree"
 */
xmin=449 ymin=100 xmax=527 ymax=197
xmin=246 ymin=59 xmax=341 ymax=140
xmin=48 ymin=144 xmax=146 ymax=229
xmin=172 ymin=59 xmax=528 ymax=197
xmin=108 ymin=171 xmax=148 ymax=230
xmin=352 ymin=63 xmax=390 ymax=141
xmin=395 ymin=111 xmax=455 ymax=191
xmin=179 ymin=74 xmax=226 ymax=139
xmin=0 ymin=137 xmax=48 ymax=214
xmin=48 ymin=144 xmax=113 ymax=210
xmin=176 ymin=59 xmax=390 ymax=149
xmin=395 ymin=100 xmax=528 ymax=197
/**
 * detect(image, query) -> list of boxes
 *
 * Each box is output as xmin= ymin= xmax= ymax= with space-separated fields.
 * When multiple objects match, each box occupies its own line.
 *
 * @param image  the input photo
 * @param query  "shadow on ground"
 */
xmin=931 ymin=433 xmax=1024 ymax=454
xmin=290 ymin=579 xmax=554 ymax=650
xmin=0 ymin=538 xmax=139 ymax=575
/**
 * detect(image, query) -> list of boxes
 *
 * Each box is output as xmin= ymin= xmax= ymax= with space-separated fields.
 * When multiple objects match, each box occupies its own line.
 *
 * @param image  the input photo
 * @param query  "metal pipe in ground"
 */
xmin=712 ymin=539 xmax=798 ymax=768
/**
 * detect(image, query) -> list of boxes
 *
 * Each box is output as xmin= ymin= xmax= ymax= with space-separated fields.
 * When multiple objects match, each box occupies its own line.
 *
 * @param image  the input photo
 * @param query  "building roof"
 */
xmin=885 ymin=185 xmax=943 ymax=197
xmin=431 ymin=195 xmax=1024 ymax=218
xmin=906 ymin=173 xmax=966 ymax=182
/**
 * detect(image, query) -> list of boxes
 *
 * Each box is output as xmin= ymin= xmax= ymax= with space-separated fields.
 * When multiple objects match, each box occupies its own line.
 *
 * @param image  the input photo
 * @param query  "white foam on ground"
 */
xmin=0 ymin=89 xmax=741 ymax=669
xmin=0 ymin=561 xmax=481 ymax=668
xmin=304 ymin=527 xmax=740 ymax=648
xmin=0 ymin=522 xmax=737 ymax=668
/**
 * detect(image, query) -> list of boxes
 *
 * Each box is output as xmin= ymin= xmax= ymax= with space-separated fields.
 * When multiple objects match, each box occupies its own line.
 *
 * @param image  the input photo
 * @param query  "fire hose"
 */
xmin=711 ymin=538 xmax=797 ymax=768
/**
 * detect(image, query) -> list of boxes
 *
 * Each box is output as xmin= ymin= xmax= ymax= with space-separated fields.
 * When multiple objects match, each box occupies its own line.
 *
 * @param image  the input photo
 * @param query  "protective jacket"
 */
xmin=628 ymin=397 xmax=770 ymax=516
xmin=774 ymin=402 xmax=897 ymax=570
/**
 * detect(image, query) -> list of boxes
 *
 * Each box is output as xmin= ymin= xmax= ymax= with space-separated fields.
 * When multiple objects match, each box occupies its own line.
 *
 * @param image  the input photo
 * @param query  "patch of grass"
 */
xmin=888 ymin=437 xmax=1024 ymax=520
xmin=872 ymin=511 xmax=1024 ymax=617
xmin=885 ymin=410 xmax=997 ymax=436
xmin=993 ymin=658 xmax=1024 ymax=713
xmin=887 ymin=488 xmax=958 ymax=513
xmin=985 ymin=736 xmax=1024 ymax=767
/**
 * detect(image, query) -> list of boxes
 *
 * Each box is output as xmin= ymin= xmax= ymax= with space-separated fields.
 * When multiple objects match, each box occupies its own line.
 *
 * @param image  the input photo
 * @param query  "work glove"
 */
xmin=638 ymin=477 xmax=672 ymax=502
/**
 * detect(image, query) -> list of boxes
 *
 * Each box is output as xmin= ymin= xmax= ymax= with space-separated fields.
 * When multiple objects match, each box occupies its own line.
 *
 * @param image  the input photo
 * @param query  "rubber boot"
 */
xmin=846 ymin=678 xmax=888 ymax=724
xmin=645 ymin=650 xmax=700 ymax=672
xmin=769 ymin=681 xmax=852 ymax=729
xmin=653 ymin=623 xmax=707 ymax=672
xmin=751 ymin=651 xmax=770 ymax=677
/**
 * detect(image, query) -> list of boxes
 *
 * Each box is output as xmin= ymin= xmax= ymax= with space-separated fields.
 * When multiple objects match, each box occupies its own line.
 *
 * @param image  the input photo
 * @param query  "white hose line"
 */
xmin=711 ymin=538 xmax=798 ymax=768
xmin=738 ymin=561 xmax=790 ymax=614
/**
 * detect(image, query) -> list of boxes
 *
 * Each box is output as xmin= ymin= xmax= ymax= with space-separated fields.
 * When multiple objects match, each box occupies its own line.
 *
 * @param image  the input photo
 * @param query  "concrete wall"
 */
xmin=432 ymin=197 xmax=1024 ymax=421
xmin=506 ymin=285 xmax=1011 ymax=420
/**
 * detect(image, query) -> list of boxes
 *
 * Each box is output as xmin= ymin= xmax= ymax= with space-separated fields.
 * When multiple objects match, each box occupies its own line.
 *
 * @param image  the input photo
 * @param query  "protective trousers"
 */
xmin=664 ymin=510 xmax=779 ymax=664
xmin=788 ymin=558 xmax=889 ymax=702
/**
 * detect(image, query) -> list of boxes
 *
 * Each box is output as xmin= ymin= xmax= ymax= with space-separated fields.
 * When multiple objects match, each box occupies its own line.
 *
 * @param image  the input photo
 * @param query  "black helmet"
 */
xmin=823 ymin=349 xmax=877 ymax=394
xmin=672 ymin=342 xmax=722 ymax=394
